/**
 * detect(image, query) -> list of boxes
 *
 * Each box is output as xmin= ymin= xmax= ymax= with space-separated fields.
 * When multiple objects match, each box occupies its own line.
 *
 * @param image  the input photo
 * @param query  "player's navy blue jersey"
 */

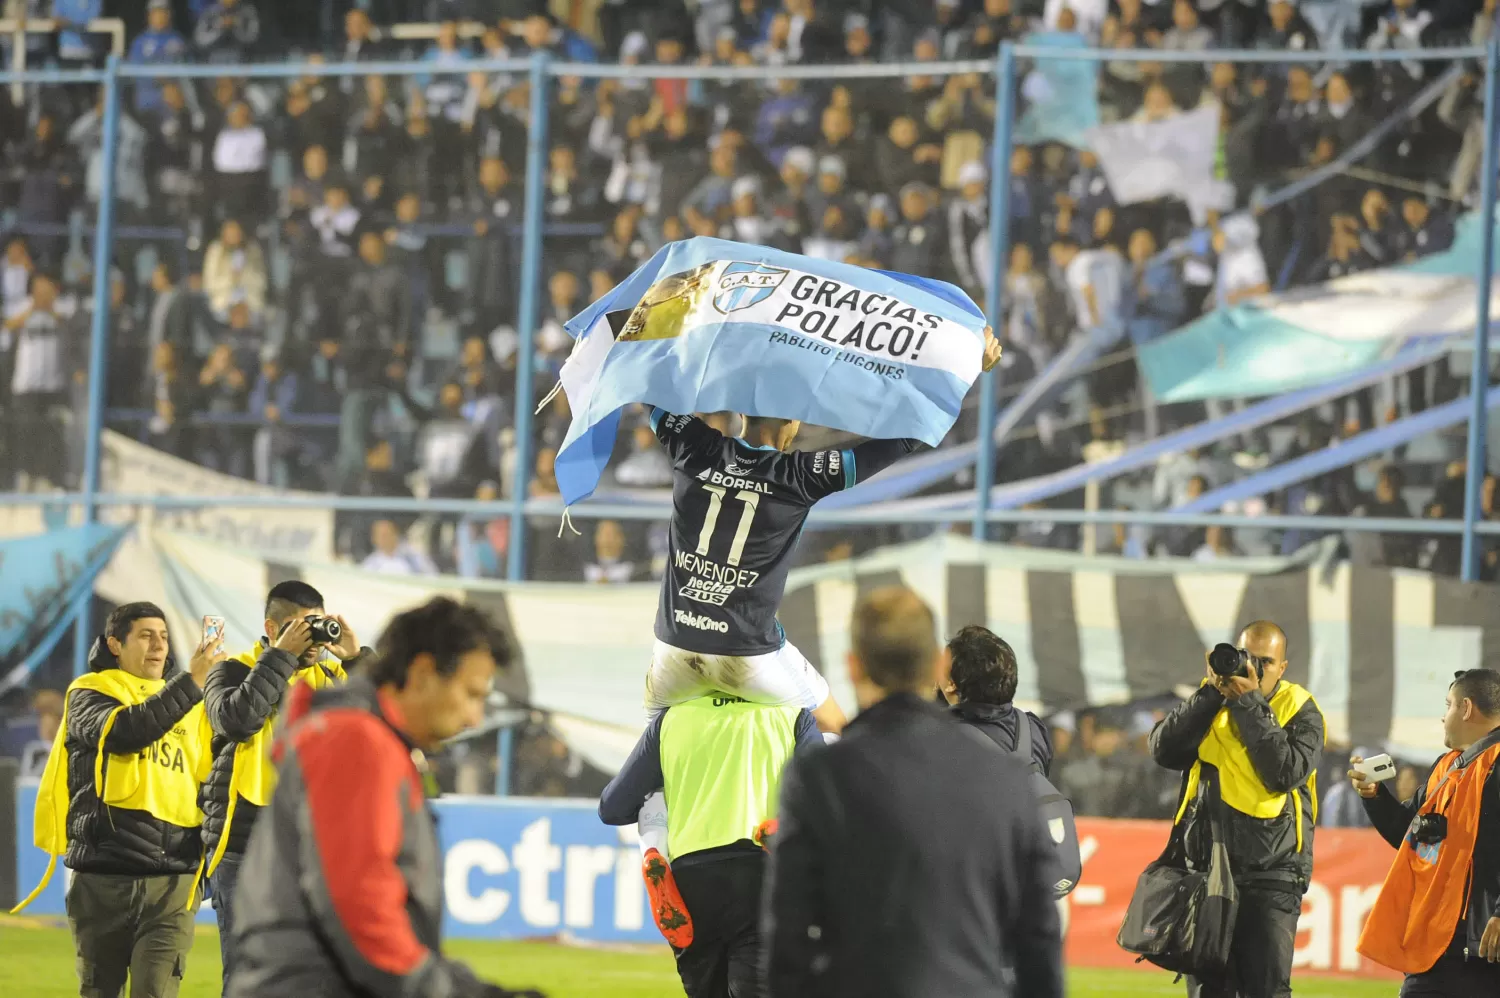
xmin=651 ymin=410 xmax=919 ymax=656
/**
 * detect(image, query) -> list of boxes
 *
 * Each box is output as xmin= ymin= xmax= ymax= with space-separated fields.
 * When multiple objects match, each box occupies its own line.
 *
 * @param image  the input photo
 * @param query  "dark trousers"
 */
xmin=65 ymin=870 xmax=200 ymax=998
xmin=1187 ymin=886 xmax=1300 ymax=998
xmin=672 ymin=854 xmax=765 ymax=998
xmin=211 ymin=853 xmax=244 ymax=994
xmin=1401 ymin=943 xmax=1500 ymax=997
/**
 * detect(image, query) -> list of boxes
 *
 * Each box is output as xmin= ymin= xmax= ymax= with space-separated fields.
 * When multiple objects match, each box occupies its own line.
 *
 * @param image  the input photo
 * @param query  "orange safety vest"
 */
xmin=1357 ymin=741 xmax=1500 ymax=974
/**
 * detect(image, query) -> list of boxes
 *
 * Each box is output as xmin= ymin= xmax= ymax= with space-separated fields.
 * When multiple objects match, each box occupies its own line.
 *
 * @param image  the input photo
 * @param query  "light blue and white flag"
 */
xmin=0 ymin=523 xmax=130 ymax=694
xmin=1139 ymin=211 xmax=1500 ymax=402
xmin=1014 ymin=30 xmax=1100 ymax=148
xmin=554 ymin=237 xmax=987 ymax=505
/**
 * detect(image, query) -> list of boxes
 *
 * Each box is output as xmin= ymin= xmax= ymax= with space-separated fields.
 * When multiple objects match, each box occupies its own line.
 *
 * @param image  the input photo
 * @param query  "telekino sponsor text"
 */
xmin=674 ymin=609 xmax=730 ymax=633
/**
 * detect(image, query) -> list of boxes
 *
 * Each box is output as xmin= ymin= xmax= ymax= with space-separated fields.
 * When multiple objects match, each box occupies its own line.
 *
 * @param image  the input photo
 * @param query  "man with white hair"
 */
xmin=1043 ymin=0 xmax=1108 ymax=40
xmin=766 ymin=146 xmax=817 ymax=251
xmin=725 ymin=176 xmax=773 ymax=243
xmin=948 ymin=160 xmax=990 ymax=297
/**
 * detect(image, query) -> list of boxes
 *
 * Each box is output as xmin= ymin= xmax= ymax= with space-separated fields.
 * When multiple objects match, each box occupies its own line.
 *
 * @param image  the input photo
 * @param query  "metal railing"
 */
xmin=3 ymin=15 xmax=123 ymax=102
xmin=2 ymin=41 xmax=1498 ymax=679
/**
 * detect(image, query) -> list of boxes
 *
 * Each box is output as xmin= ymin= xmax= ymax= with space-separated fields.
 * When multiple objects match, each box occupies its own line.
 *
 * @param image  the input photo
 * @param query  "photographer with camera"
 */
xmin=1355 ymin=668 xmax=1500 ymax=994
xmin=202 ymin=581 xmax=372 ymax=992
xmin=1143 ymin=621 xmax=1325 ymax=998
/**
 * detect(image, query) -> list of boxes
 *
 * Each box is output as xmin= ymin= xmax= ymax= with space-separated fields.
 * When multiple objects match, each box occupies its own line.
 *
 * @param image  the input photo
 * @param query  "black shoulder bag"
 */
xmin=1116 ymin=771 xmax=1239 ymax=979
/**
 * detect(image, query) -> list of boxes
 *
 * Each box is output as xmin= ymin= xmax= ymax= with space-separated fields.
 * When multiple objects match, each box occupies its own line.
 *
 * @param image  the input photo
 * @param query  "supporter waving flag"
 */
xmin=554 ymin=237 xmax=987 ymax=505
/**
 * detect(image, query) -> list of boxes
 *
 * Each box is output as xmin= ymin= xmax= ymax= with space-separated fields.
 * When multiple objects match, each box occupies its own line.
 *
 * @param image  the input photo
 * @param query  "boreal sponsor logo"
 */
xmin=706 ymin=469 xmax=771 ymax=494
xmin=674 ymin=608 xmax=730 ymax=633
xmin=713 ymin=262 xmax=789 ymax=313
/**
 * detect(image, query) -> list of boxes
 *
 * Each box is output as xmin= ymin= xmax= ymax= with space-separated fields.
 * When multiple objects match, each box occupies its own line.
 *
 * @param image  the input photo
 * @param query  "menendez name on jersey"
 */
xmin=649 ymin=408 xmax=919 ymax=656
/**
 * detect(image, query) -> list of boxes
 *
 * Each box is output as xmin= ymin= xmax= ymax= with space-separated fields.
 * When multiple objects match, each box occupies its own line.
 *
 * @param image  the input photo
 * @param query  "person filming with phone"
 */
xmin=201 ymin=581 xmax=373 ymax=991
xmin=1138 ymin=621 xmax=1325 ymax=998
xmin=11 ymin=602 xmax=225 ymax=998
xmin=1354 ymin=668 xmax=1500 ymax=995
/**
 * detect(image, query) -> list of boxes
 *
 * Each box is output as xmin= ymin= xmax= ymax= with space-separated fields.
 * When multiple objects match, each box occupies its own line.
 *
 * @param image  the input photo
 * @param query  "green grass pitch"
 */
xmin=0 ymin=917 xmax=1396 ymax=996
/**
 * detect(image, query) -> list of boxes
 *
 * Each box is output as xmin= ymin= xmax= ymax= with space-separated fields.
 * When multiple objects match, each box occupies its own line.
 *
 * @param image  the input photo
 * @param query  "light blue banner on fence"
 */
xmin=554 ymin=237 xmax=987 ymax=505
xmin=1138 ymin=211 xmax=1500 ymax=402
xmin=0 ymin=524 xmax=129 ymax=669
xmin=14 ymin=783 xmax=659 ymax=941
xmin=1013 ymin=31 xmax=1100 ymax=148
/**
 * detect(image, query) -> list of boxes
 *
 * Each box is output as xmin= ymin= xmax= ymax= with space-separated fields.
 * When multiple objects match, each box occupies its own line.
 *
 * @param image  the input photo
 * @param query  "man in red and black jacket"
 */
xmin=225 ymin=597 xmax=545 ymax=998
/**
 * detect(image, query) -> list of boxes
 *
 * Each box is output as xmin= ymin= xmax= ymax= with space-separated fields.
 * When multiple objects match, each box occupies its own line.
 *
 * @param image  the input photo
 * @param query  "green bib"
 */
xmin=659 ymin=695 xmax=802 ymax=860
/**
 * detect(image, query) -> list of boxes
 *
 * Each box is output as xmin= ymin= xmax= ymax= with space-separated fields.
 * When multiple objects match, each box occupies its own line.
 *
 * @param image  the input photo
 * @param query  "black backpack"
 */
xmin=967 ymin=708 xmax=1082 ymax=898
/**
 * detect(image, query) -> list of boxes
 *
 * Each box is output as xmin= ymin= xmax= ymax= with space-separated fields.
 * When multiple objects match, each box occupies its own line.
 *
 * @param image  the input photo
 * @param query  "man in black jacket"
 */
xmin=940 ymin=624 xmax=1052 ymax=773
xmin=1351 ymin=668 xmax=1500 ymax=994
xmin=202 ymin=581 xmax=369 ymax=990
xmin=16 ymin=602 xmax=223 ymax=998
xmin=761 ymin=587 xmax=1064 ymax=998
xmin=1148 ymin=621 xmax=1325 ymax=998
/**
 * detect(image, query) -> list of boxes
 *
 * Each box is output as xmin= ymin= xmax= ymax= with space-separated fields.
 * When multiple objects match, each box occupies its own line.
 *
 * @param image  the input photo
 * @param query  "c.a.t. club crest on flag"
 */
xmin=713 ymin=262 xmax=790 ymax=313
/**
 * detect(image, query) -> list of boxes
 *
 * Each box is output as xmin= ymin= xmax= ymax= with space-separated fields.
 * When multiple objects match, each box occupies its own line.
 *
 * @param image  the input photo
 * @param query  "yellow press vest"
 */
xmin=12 ymin=668 xmax=213 ymax=913
xmin=659 ymin=695 xmax=802 ymax=861
xmin=1174 ymin=681 xmax=1323 ymax=852
xmin=206 ymin=642 xmax=345 ymax=875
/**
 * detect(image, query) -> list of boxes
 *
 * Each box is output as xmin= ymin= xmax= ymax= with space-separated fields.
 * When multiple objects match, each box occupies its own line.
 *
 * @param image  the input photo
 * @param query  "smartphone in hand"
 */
xmin=202 ymin=615 xmax=226 ymax=648
xmin=1351 ymin=753 xmax=1398 ymax=784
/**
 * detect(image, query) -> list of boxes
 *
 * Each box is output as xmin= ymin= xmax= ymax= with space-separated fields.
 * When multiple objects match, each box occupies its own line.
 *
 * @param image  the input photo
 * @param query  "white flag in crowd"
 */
xmin=1085 ymin=104 xmax=1233 ymax=224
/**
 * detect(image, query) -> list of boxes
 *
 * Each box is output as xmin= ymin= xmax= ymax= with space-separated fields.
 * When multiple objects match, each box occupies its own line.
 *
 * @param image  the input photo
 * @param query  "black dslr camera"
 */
xmin=306 ymin=614 xmax=342 ymax=645
xmin=282 ymin=614 xmax=342 ymax=645
xmin=1208 ymin=643 xmax=1251 ymax=679
xmin=1410 ymin=813 xmax=1448 ymax=845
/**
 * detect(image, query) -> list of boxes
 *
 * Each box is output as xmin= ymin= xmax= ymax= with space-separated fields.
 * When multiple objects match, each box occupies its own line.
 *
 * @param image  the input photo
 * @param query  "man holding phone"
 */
xmin=1146 ymin=621 xmax=1325 ymax=998
xmin=1355 ymin=668 xmax=1500 ymax=993
xmin=201 ymin=581 xmax=372 ymax=991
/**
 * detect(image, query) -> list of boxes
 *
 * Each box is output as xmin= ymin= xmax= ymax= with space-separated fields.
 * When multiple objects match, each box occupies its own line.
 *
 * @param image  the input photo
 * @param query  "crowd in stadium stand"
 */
xmin=1 ymin=0 xmax=1497 ymax=580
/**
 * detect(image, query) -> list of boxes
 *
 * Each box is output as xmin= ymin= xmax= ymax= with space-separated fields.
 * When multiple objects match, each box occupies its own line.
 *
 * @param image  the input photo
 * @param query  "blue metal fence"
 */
xmin=2 ymin=42 xmax=1496 ymax=614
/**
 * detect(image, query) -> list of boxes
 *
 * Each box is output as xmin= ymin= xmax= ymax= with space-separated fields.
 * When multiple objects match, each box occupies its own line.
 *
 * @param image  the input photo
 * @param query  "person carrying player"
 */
xmin=628 ymin=327 xmax=1001 ymax=941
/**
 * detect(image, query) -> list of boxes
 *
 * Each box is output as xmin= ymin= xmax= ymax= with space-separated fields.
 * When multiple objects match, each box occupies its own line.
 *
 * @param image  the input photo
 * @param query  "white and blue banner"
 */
xmin=556 ymin=237 xmax=987 ymax=505
xmin=106 ymin=526 xmax=1499 ymax=765
xmin=13 ymin=783 xmax=658 ymax=941
xmin=1084 ymin=103 xmax=1232 ymax=224
xmin=1139 ymin=211 xmax=1500 ymax=402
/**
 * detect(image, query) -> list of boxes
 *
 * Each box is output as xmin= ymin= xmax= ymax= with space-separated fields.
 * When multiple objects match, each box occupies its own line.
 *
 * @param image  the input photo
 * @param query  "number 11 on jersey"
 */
xmin=696 ymin=484 xmax=761 ymax=567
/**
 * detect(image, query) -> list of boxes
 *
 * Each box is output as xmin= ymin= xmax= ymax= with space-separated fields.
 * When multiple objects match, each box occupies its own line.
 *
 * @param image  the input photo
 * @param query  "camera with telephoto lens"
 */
xmin=283 ymin=614 xmax=342 ymax=645
xmin=1208 ymin=643 xmax=1251 ymax=679
xmin=1410 ymin=813 xmax=1447 ymax=845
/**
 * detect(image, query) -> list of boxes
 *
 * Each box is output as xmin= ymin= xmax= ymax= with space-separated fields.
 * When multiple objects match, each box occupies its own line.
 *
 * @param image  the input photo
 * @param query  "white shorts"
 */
xmin=645 ymin=639 xmax=830 ymax=713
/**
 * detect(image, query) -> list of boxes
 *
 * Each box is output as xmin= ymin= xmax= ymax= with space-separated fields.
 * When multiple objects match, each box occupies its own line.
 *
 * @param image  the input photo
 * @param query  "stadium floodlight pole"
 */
xmin=507 ymin=50 xmax=553 ymax=582
xmin=1462 ymin=36 xmax=1500 ymax=582
xmin=72 ymin=54 xmax=124 ymax=677
xmin=973 ymin=42 xmax=1017 ymax=543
